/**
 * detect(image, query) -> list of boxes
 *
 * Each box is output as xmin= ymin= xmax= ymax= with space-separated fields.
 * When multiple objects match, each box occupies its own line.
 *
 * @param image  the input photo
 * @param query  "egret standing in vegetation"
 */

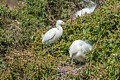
xmin=69 ymin=40 xmax=92 ymax=63
xmin=42 ymin=20 xmax=67 ymax=56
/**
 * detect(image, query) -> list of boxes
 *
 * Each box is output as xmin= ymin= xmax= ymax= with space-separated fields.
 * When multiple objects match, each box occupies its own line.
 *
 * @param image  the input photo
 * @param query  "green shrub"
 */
xmin=0 ymin=0 xmax=120 ymax=79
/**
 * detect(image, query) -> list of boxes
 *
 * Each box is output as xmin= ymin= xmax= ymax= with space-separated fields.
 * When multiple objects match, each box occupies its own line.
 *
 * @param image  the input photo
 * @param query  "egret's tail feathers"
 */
xmin=41 ymin=34 xmax=44 ymax=39
xmin=84 ymin=40 xmax=93 ymax=45
xmin=86 ymin=42 xmax=92 ymax=49
xmin=89 ymin=45 xmax=92 ymax=51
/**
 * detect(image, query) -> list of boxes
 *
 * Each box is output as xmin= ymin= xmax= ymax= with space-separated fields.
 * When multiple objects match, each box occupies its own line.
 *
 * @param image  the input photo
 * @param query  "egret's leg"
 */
xmin=70 ymin=58 xmax=73 ymax=65
xmin=46 ymin=45 xmax=50 ymax=54
xmin=45 ymin=45 xmax=55 ymax=59
xmin=51 ymin=44 xmax=54 ymax=56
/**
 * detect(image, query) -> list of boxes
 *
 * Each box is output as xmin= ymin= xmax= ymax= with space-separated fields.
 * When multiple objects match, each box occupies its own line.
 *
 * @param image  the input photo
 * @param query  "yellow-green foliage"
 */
xmin=0 ymin=0 xmax=120 ymax=79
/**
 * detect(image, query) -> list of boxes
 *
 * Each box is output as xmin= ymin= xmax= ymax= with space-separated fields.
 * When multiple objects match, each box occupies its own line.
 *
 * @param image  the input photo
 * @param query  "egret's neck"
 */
xmin=56 ymin=24 xmax=63 ymax=34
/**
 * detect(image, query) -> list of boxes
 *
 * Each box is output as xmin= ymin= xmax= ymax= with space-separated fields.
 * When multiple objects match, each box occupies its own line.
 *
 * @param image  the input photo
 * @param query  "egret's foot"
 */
xmin=47 ymin=54 xmax=55 ymax=60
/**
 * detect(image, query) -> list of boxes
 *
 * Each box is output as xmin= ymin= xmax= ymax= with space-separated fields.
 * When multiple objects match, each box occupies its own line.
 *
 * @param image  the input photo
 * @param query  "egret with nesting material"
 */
xmin=42 ymin=20 xmax=68 ymax=56
xmin=69 ymin=40 xmax=92 ymax=63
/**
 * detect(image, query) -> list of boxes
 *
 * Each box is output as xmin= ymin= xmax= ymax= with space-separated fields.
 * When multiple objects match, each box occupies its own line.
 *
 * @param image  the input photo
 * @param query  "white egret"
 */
xmin=73 ymin=1 xmax=97 ymax=20
xmin=69 ymin=40 xmax=92 ymax=63
xmin=42 ymin=20 xmax=67 ymax=56
xmin=75 ymin=4 xmax=96 ymax=17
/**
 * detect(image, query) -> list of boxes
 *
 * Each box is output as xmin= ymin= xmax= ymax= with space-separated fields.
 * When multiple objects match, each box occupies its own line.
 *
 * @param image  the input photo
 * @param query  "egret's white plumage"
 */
xmin=69 ymin=40 xmax=92 ymax=61
xmin=42 ymin=20 xmax=65 ymax=55
xmin=75 ymin=4 xmax=96 ymax=17
xmin=72 ymin=1 xmax=97 ymax=20
xmin=42 ymin=20 xmax=64 ymax=44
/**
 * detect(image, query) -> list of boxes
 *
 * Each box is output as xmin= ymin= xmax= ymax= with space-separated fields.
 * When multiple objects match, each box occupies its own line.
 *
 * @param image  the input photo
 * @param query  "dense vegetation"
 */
xmin=0 ymin=0 xmax=120 ymax=79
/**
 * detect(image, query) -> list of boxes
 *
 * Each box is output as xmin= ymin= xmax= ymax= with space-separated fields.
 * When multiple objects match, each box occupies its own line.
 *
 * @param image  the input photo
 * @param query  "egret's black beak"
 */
xmin=65 ymin=23 xmax=70 ymax=27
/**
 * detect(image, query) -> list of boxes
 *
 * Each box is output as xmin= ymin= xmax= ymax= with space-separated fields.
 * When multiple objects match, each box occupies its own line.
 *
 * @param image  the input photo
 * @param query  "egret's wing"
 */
xmin=42 ymin=28 xmax=56 ymax=42
xmin=77 ymin=40 xmax=85 ymax=46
